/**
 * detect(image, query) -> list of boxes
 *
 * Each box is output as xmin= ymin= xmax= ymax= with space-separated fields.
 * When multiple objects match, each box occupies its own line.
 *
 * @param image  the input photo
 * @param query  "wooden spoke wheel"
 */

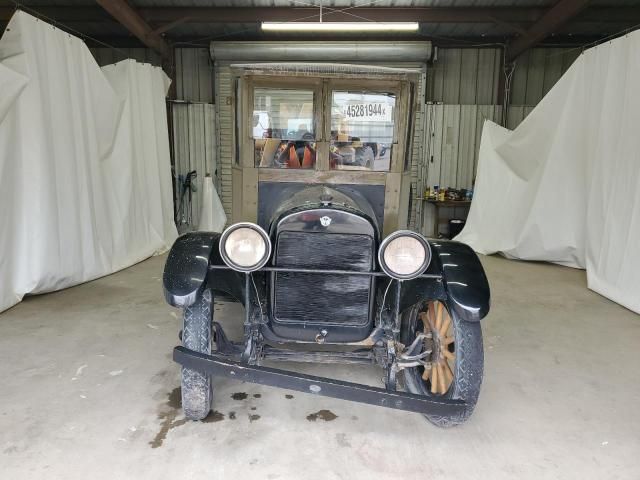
xmin=419 ymin=301 xmax=456 ymax=395
xmin=401 ymin=299 xmax=483 ymax=427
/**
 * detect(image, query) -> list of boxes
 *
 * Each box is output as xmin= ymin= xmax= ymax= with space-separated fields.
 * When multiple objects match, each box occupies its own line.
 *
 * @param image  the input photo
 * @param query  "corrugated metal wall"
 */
xmin=170 ymin=49 xmax=218 ymax=229
xmin=175 ymin=48 xmax=214 ymax=103
xmin=417 ymin=46 xmax=581 ymax=237
xmin=214 ymin=64 xmax=235 ymax=218
xmin=427 ymin=48 xmax=502 ymax=104
xmin=427 ymin=46 xmax=581 ymax=106
xmin=509 ymin=47 xmax=581 ymax=106
xmin=167 ymin=49 xmax=218 ymax=229
xmin=171 ymin=103 xmax=217 ymax=231
xmin=423 ymin=104 xmax=503 ymax=190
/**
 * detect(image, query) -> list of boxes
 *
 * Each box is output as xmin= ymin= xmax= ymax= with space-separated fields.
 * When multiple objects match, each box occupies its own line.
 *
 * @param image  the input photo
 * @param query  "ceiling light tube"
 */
xmin=261 ymin=22 xmax=419 ymax=32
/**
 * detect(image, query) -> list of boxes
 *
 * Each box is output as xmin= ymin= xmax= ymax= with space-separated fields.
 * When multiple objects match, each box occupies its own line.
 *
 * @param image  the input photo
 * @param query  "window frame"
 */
xmin=244 ymin=76 xmax=324 ymax=170
xmin=328 ymin=87 xmax=398 ymax=173
xmin=243 ymin=76 xmax=409 ymax=174
xmin=323 ymin=78 xmax=407 ymax=174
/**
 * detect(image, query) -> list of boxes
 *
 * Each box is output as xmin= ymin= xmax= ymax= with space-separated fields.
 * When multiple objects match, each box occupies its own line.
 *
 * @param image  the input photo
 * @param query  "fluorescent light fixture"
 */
xmin=261 ymin=22 xmax=419 ymax=32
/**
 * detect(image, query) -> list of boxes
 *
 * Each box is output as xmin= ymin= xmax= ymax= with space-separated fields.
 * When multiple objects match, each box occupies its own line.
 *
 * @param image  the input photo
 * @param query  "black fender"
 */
xmin=163 ymin=232 xmax=244 ymax=308
xmin=430 ymin=240 xmax=490 ymax=322
xmin=398 ymin=240 xmax=490 ymax=322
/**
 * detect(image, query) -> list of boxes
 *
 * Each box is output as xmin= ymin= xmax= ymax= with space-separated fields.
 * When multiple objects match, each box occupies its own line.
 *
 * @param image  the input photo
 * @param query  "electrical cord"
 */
xmin=250 ymin=273 xmax=267 ymax=325
xmin=378 ymin=278 xmax=394 ymax=326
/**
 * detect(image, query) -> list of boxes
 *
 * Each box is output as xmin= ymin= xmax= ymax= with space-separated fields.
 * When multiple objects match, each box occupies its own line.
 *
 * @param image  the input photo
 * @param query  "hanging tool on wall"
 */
xmin=176 ymin=170 xmax=198 ymax=232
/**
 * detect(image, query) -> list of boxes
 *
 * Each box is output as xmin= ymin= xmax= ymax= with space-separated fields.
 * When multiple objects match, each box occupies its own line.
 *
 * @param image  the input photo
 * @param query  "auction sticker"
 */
xmin=342 ymin=103 xmax=392 ymax=122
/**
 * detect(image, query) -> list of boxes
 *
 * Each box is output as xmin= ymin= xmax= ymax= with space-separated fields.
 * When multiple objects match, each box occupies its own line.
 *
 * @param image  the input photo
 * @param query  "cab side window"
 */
xmin=330 ymin=91 xmax=396 ymax=172
xmin=253 ymin=88 xmax=316 ymax=169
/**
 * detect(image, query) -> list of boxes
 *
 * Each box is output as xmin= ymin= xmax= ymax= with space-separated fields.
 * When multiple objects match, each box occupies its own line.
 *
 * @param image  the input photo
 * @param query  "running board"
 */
xmin=173 ymin=346 xmax=466 ymax=417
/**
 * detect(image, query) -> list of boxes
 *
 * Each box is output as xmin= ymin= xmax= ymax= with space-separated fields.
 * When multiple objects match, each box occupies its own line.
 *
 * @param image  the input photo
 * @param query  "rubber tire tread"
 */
xmin=181 ymin=288 xmax=213 ymax=420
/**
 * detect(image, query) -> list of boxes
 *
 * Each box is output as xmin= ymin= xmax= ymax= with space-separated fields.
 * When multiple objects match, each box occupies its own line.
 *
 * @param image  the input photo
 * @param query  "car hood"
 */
xmin=266 ymin=185 xmax=380 ymax=235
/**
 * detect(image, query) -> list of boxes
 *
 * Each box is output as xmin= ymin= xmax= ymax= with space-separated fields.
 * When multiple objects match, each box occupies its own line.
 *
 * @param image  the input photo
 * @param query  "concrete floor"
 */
xmin=1 ymin=254 xmax=639 ymax=480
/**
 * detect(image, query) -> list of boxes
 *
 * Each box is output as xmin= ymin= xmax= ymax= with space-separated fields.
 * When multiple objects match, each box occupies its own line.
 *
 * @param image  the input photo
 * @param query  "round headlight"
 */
xmin=378 ymin=231 xmax=431 ymax=280
xmin=219 ymin=223 xmax=271 ymax=272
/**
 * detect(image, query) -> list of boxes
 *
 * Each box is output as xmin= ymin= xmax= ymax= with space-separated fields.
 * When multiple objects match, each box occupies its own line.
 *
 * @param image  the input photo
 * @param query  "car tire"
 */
xmin=181 ymin=288 xmax=213 ymax=420
xmin=401 ymin=300 xmax=483 ymax=427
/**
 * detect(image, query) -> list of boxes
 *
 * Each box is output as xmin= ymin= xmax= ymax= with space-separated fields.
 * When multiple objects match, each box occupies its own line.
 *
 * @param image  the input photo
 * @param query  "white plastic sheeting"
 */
xmin=198 ymin=175 xmax=227 ymax=232
xmin=456 ymin=30 xmax=640 ymax=314
xmin=0 ymin=12 xmax=177 ymax=313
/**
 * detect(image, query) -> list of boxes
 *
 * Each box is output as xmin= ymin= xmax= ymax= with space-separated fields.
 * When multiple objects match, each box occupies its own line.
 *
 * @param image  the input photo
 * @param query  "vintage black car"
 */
xmin=162 ymin=185 xmax=490 ymax=427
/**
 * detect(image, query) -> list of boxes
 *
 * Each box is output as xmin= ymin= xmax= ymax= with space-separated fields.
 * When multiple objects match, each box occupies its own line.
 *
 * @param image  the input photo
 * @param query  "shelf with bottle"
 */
xmin=417 ymin=185 xmax=473 ymax=203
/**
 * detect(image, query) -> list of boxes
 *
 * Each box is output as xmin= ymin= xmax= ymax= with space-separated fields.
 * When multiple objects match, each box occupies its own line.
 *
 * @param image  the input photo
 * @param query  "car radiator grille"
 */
xmin=273 ymin=232 xmax=374 ymax=326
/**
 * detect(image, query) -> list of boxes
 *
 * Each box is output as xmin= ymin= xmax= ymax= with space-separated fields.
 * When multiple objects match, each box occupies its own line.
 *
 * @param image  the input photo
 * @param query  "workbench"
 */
xmin=424 ymin=199 xmax=472 ymax=238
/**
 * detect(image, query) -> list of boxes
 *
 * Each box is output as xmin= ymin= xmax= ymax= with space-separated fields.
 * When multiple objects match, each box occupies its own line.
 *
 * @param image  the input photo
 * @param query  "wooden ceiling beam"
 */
xmin=93 ymin=0 xmax=171 ymax=58
xmin=507 ymin=0 xmax=591 ymax=61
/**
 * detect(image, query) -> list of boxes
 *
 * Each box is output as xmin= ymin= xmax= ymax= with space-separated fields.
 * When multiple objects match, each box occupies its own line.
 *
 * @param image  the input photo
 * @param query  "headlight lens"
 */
xmin=219 ymin=223 xmax=271 ymax=272
xmin=379 ymin=231 xmax=431 ymax=280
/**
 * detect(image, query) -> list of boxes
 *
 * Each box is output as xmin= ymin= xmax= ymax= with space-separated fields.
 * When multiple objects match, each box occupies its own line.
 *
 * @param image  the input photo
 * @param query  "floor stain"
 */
xmin=150 ymin=412 xmax=188 ymax=448
xmin=229 ymin=411 xmax=237 ymax=420
xmin=231 ymin=392 xmax=248 ymax=400
xmin=285 ymin=394 xmax=294 ymax=399
xmin=167 ymin=387 xmax=181 ymax=409
xmin=306 ymin=410 xmax=338 ymax=422
xmin=150 ymin=388 xmax=187 ymax=449
xmin=336 ymin=433 xmax=351 ymax=448
xmin=248 ymin=414 xmax=261 ymax=422
xmin=203 ymin=410 xmax=225 ymax=423
xmin=253 ymin=393 xmax=262 ymax=398
xmin=150 ymin=369 xmax=170 ymax=385
xmin=250 ymin=407 xmax=257 ymax=411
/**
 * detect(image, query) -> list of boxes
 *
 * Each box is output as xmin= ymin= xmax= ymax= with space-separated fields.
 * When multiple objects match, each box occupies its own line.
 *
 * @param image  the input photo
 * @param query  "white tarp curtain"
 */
xmin=456 ymin=29 xmax=640 ymax=314
xmin=0 ymin=12 xmax=177 ymax=313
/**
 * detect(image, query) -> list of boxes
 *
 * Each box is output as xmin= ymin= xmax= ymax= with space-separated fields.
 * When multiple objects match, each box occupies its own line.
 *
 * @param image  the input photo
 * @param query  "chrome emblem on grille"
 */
xmin=320 ymin=216 xmax=332 ymax=227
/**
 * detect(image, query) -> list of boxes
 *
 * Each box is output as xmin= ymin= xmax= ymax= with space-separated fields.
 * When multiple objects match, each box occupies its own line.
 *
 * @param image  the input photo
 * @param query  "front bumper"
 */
xmin=174 ymin=346 xmax=466 ymax=417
